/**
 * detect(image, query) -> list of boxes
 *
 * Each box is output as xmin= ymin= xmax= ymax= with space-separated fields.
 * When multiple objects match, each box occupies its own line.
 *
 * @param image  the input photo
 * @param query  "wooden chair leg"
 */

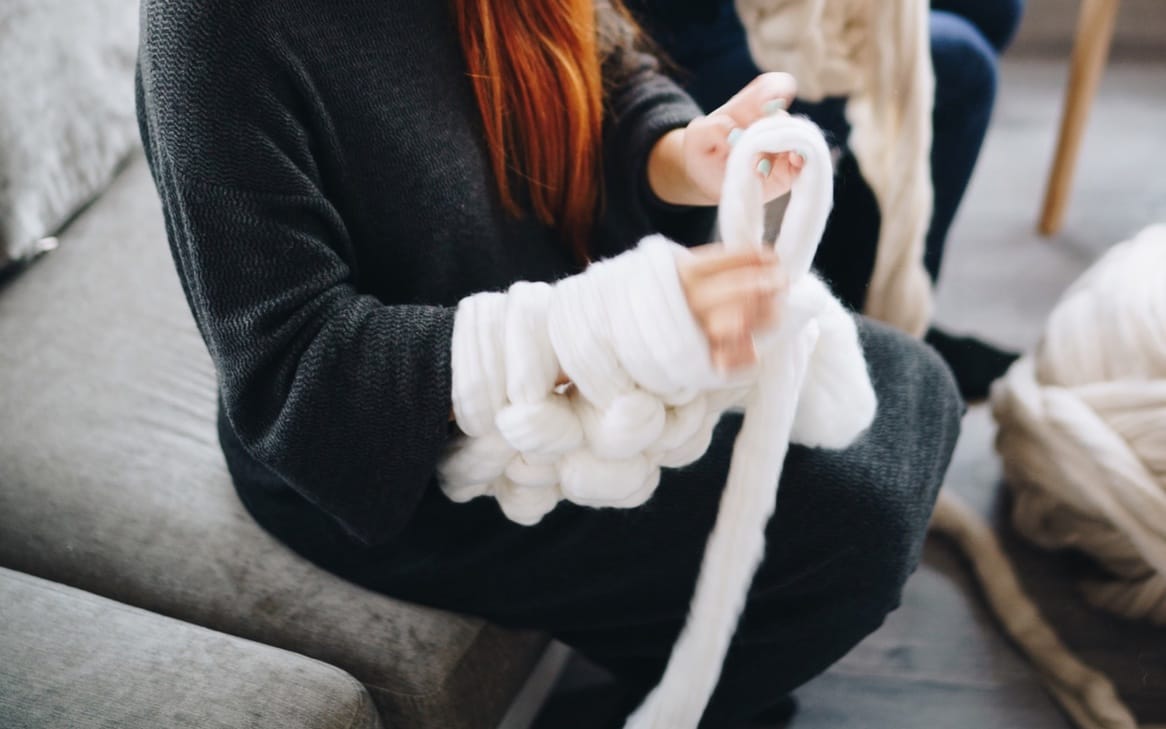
xmin=1038 ymin=0 xmax=1121 ymax=236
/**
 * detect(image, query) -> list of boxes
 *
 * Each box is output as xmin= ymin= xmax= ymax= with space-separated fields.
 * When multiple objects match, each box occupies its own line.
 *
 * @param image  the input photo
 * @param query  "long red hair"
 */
xmin=453 ymin=0 xmax=608 ymax=262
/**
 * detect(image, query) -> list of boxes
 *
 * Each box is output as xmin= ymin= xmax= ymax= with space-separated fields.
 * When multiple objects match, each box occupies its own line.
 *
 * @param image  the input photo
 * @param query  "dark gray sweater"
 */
xmin=136 ymin=0 xmax=714 ymax=545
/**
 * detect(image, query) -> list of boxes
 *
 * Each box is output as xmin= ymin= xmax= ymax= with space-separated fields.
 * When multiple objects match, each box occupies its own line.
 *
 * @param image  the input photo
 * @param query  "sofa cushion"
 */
xmin=0 ymin=153 xmax=547 ymax=729
xmin=0 ymin=567 xmax=382 ymax=729
xmin=0 ymin=0 xmax=140 ymax=269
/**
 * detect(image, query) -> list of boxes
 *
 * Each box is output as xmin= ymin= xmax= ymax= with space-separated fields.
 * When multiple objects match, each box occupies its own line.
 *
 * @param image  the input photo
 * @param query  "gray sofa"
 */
xmin=1 ymin=567 xmax=381 ymax=729
xmin=0 ymin=150 xmax=556 ymax=728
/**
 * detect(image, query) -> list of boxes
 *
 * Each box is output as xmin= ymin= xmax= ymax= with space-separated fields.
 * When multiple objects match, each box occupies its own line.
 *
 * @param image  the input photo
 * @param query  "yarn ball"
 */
xmin=991 ymin=224 xmax=1166 ymax=625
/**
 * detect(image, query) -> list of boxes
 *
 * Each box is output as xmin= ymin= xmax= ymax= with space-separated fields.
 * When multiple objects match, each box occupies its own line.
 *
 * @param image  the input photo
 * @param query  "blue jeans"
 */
xmin=628 ymin=0 xmax=1024 ymax=308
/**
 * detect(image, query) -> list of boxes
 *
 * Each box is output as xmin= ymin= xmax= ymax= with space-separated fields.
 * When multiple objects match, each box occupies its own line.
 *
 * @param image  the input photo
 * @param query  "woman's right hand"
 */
xmin=676 ymin=243 xmax=789 ymax=374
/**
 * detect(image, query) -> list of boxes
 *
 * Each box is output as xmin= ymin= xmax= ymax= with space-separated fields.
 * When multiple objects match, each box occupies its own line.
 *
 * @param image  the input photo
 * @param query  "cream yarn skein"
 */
xmin=993 ymin=224 xmax=1166 ymax=625
xmin=921 ymin=226 xmax=1166 ymax=729
xmin=440 ymin=115 xmax=876 ymax=729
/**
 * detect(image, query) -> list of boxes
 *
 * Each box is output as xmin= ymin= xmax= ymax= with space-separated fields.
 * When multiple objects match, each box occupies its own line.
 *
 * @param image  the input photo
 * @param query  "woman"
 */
xmin=135 ymin=0 xmax=961 ymax=726
xmin=627 ymin=0 xmax=1025 ymax=401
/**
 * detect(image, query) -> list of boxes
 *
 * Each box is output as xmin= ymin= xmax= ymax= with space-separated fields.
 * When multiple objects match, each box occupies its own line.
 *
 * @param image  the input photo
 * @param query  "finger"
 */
xmin=686 ymin=114 xmax=738 ymax=157
xmin=758 ymin=152 xmax=804 ymax=200
xmin=703 ymin=263 xmax=788 ymax=337
xmin=747 ymin=263 xmax=788 ymax=330
xmin=711 ymin=336 xmax=759 ymax=373
xmin=751 ymin=289 xmax=786 ymax=332
xmin=682 ymin=244 xmax=777 ymax=278
xmin=756 ymin=155 xmax=774 ymax=180
xmin=745 ymin=264 xmax=788 ymax=324
xmin=704 ymin=290 xmax=783 ymax=345
xmin=687 ymin=264 xmax=785 ymax=318
xmin=720 ymin=72 xmax=796 ymax=121
xmin=705 ymin=304 xmax=749 ymax=345
xmin=757 ymin=151 xmax=799 ymax=178
xmin=714 ymin=72 xmax=798 ymax=128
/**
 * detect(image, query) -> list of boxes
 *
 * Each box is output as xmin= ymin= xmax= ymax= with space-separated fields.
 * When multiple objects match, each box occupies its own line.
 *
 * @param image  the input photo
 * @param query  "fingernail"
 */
xmin=756 ymin=158 xmax=772 ymax=178
xmin=727 ymin=128 xmax=742 ymax=146
xmin=763 ymin=98 xmax=788 ymax=116
xmin=794 ymin=147 xmax=809 ymax=163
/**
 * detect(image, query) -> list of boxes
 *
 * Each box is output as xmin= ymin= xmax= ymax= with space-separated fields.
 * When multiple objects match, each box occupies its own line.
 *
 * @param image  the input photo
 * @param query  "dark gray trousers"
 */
xmin=235 ymin=318 xmax=963 ymax=728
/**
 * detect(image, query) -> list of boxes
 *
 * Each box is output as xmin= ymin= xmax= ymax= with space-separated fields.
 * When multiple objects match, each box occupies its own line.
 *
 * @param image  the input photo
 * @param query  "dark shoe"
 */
xmin=924 ymin=327 xmax=1020 ymax=404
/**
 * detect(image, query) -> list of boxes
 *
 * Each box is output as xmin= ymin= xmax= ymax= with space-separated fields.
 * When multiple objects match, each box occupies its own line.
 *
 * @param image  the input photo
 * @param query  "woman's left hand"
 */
xmin=648 ymin=72 xmax=805 ymax=207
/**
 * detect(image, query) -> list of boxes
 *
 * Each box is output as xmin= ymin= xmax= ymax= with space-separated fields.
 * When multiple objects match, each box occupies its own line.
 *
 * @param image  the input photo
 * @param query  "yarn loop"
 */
xmin=441 ymin=115 xmax=876 ymax=728
xmin=735 ymin=0 xmax=935 ymax=336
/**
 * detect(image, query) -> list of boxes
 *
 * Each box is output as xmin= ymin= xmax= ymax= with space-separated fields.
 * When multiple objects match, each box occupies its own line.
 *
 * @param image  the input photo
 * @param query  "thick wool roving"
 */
xmin=977 ymin=225 xmax=1166 ymax=729
xmin=440 ymin=115 xmax=876 ymax=729
xmin=923 ymin=227 xmax=1166 ymax=729
xmin=735 ymin=0 xmax=935 ymax=336
xmin=994 ymin=225 xmax=1166 ymax=626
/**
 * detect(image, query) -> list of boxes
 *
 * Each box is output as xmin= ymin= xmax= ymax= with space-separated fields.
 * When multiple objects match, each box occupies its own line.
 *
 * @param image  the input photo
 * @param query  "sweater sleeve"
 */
xmin=136 ymin=2 xmax=454 ymax=545
xmin=597 ymin=7 xmax=718 ymax=252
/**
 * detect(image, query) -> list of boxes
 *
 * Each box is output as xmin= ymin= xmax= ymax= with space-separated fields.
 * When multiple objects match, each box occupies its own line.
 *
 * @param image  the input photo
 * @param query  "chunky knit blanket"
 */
xmin=442 ymin=115 xmax=876 ymax=728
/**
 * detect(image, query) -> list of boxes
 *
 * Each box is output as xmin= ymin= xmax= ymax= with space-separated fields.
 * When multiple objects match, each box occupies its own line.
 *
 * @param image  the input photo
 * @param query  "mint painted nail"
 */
xmin=762 ymin=98 xmax=788 ymax=115
xmin=757 ymin=158 xmax=772 ymax=178
xmin=728 ymin=128 xmax=743 ymax=146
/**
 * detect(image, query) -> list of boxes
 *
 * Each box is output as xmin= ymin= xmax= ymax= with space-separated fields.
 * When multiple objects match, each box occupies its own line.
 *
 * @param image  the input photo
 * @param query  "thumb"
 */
xmin=686 ymin=114 xmax=737 ymax=157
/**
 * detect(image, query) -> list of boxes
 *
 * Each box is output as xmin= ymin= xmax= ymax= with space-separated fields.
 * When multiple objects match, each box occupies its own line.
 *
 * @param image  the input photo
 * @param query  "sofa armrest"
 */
xmin=0 ymin=567 xmax=382 ymax=729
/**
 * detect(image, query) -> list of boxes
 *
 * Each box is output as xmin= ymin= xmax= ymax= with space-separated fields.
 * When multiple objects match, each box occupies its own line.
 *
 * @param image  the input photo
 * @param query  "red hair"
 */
xmin=453 ymin=0 xmax=606 ymax=262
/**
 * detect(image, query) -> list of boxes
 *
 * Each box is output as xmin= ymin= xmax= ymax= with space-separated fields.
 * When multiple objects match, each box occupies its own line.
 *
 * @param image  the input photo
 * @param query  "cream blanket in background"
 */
xmin=736 ymin=0 xmax=935 ymax=336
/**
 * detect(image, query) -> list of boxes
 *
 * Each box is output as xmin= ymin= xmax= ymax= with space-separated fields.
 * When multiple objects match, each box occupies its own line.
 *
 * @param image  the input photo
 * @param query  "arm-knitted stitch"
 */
xmin=443 ymin=116 xmax=876 ymax=728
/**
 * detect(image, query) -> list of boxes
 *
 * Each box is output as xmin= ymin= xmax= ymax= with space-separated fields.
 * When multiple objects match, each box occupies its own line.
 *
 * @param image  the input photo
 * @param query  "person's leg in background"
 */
xmin=919 ymin=0 xmax=1027 ymax=400
xmin=924 ymin=0 xmax=1027 ymax=278
xmin=932 ymin=0 xmax=1026 ymax=52
xmin=625 ymin=0 xmax=1027 ymax=402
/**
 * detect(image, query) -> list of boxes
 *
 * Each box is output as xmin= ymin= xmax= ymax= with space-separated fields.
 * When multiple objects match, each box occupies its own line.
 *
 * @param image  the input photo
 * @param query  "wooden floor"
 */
xmin=530 ymin=55 xmax=1166 ymax=729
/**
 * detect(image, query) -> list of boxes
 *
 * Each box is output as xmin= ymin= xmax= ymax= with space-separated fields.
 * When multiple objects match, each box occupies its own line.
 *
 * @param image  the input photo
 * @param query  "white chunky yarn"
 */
xmin=735 ymin=0 xmax=935 ymax=336
xmin=993 ymin=225 xmax=1166 ymax=626
xmin=733 ymin=6 xmax=1166 ymax=725
xmin=915 ymin=225 xmax=1166 ymax=729
xmin=440 ymin=115 xmax=876 ymax=728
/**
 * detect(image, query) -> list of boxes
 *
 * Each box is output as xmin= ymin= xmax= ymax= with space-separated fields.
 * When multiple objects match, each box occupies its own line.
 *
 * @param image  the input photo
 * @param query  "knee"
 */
xmin=751 ymin=319 xmax=960 ymax=626
xmin=858 ymin=318 xmax=963 ymax=472
xmin=931 ymin=12 xmax=1000 ymax=121
xmin=847 ymin=320 xmax=962 ymax=607
xmin=972 ymin=0 xmax=1025 ymax=52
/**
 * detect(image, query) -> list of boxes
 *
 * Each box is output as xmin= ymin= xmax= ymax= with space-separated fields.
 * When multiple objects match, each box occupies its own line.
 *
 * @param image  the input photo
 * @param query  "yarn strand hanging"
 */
xmin=441 ymin=115 xmax=876 ymax=729
xmin=734 ymin=4 xmax=1161 ymax=726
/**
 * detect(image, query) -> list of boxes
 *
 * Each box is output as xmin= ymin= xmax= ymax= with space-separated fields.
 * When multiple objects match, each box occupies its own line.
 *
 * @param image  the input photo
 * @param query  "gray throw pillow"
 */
xmin=0 ymin=0 xmax=140 ymax=270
